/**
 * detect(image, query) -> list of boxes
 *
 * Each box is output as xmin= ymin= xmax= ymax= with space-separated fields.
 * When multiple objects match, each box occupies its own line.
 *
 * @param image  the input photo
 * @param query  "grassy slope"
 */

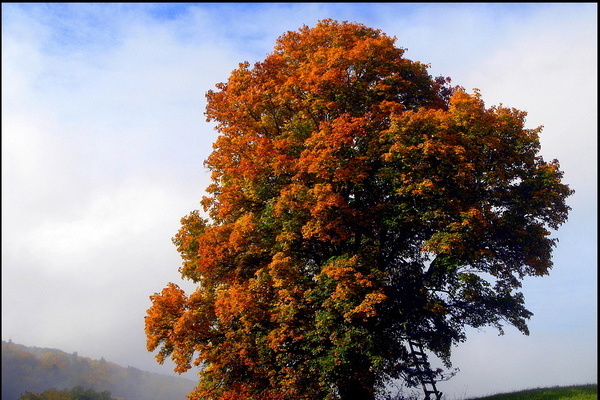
xmin=465 ymin=384 xmax=597 ymax=400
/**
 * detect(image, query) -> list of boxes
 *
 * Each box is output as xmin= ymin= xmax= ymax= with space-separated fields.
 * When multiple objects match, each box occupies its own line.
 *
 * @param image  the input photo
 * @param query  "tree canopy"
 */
xmin=145 ymin=19 xmax=573 ymax=400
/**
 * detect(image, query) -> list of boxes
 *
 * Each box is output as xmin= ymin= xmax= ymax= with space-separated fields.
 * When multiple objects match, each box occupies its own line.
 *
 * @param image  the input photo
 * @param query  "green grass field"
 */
xmin=465 ymin=384 xmax=597 ymax=400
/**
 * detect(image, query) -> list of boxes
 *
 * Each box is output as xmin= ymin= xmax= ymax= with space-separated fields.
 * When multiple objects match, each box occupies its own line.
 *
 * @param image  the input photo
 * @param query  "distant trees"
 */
xmin=145 ymin=19 xmax=573 ymax=400
xmin=18 ymin=386 xmax=116 ymax=400
xmin=1 ymin=341 xmax=195 ymax=400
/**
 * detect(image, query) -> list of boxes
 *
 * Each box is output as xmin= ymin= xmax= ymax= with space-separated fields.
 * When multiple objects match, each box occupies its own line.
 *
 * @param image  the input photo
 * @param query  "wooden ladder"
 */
xmin=407 ymin=340 xmax=443 ymax=400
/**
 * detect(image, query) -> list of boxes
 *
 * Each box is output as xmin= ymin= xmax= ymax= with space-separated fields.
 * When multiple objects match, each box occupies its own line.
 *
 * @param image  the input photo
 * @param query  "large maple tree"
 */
xmin=145 ymin=19 xmax=573 ymax=400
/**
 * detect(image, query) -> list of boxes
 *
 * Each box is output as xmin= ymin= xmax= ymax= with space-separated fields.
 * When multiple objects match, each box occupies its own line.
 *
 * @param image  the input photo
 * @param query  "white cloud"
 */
xmin=443 ymin=326 xmax=598 ymax=398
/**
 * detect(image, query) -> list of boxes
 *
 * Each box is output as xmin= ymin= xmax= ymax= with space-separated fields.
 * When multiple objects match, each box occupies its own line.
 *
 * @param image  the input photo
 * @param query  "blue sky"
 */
xmin=2 ymin=3 xmax=596 ymax=399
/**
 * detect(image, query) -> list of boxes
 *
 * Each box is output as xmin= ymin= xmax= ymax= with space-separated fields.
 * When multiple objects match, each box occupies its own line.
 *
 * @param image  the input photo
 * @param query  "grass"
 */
xmin=465 ymin=384 xmax=597 ymax=400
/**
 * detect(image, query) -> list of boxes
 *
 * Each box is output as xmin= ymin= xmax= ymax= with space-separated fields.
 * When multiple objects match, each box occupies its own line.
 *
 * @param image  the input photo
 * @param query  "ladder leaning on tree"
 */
xmin=407 ymin=339 xmax=443 ymax=400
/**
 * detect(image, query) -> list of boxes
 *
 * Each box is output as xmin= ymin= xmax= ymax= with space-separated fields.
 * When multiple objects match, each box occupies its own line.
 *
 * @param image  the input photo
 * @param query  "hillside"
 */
xmin=1 ymin=341 xmax=196 ymax=400
xmin=466 ymin=384 xmax=597 ymax=400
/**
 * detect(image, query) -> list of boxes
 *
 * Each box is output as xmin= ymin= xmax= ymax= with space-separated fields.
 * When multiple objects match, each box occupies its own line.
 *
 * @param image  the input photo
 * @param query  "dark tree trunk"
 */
xmin=338 ymin=377 xmax=376 ymax=400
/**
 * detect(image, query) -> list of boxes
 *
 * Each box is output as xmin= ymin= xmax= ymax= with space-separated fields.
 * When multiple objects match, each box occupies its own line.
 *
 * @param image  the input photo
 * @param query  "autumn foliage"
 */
xmin=145 ymin=19 xmax=572 ymax=400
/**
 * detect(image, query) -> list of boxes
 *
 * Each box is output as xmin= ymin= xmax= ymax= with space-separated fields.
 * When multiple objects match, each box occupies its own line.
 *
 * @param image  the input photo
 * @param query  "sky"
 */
xmin=1 ymin=3 xmax=596 ymax=399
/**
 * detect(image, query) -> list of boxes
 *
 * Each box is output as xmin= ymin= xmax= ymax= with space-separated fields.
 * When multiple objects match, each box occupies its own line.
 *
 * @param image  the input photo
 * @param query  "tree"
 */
xmin=18 ymin=387 xmax=116 ymax=400
xmin=145 ymin=19 xmax=573 ymax=400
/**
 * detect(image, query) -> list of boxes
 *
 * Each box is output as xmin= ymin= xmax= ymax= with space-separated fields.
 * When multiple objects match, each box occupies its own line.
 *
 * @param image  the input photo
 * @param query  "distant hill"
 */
xmin=1 ymin=341 xmax=196 ymax=400
xmin=465 ymin=384 xmax=597 ymax=400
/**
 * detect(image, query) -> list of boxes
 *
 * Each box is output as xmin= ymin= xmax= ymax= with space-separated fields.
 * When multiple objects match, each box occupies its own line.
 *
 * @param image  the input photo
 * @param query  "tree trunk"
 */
xmin=338 ymin=377 xmax=376 ymax=400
